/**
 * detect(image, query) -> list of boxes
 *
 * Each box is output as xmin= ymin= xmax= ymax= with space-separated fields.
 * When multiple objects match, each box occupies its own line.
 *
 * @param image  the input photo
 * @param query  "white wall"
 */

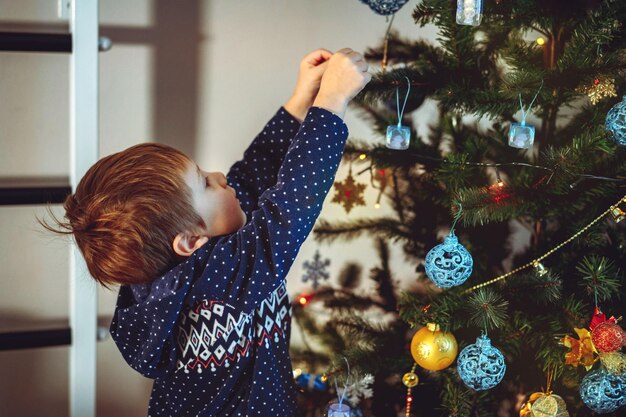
xmin=0 ymin=1 xmax=433 ymax=415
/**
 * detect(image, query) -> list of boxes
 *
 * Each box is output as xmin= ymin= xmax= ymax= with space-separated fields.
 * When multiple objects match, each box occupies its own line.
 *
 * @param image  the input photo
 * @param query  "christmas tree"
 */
xmin=291 ymin=1 xmax=626 ymax=416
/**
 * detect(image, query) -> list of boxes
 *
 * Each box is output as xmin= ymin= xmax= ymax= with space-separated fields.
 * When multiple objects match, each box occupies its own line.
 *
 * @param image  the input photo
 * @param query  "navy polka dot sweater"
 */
xmin=110 ymin=107 xmax=348 ymax=417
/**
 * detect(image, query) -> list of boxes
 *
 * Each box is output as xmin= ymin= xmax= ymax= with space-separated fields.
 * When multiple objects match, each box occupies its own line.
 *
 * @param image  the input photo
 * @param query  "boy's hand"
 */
xmin=313 ymin=48 xmax=371 ymax=119
xmin=284 ymin=48 xmax=333 ymax=122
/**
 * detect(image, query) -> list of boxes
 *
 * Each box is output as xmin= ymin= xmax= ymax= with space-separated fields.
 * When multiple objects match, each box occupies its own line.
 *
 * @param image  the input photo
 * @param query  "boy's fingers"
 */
xmin=303 ymin=48 xmax=333 ymax=66
xmin=310 ymin=60 xmax=329 ymax=76
xmin=356 ymin=60 xmax=369 ymax=72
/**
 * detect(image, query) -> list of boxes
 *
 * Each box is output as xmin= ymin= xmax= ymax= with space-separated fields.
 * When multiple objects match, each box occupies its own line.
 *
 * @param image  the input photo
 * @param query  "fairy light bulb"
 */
xmin=299 ymin=296 xmax=308 ymax=305
xmin=359 ymin=153 xmax=367 ymax=160
xmin=536 ymin=37 xmax=545 ymax=46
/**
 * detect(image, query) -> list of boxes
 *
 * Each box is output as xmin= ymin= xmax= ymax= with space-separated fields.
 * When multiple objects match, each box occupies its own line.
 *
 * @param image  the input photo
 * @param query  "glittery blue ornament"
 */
xmin=358 ymin=0 xmax=409 ymax=15
xmin=605 ymin=95 xmax=626 ymax=146
xmin=457 ymin=334 xmax=506 ymax=391
xmin=425 ymin=232 xmax=473 ymax=288
xmin=579 ymin=367 xmax=626 ymax=414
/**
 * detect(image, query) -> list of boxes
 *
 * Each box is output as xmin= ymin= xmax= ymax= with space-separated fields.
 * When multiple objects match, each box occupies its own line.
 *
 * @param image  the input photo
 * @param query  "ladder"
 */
xmin=0 ymin=1 xmax=105 ymax=416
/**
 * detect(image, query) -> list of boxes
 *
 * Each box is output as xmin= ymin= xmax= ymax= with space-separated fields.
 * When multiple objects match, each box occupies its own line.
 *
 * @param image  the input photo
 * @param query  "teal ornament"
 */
xmin=509 ymin=81 xmax=543 ymax=149
xmin=580 ymin=367 xmax=626 ymax=414
xmin=326 ymin=402 xmax=352 ymax=417
xmin=457 ymin=334 xmax=506 ymax=391
xmin=456 ymin=0 xmax=482 ymax=26
xmin=359 ymin=0 xmax=409 ymax=15
xmin=386 ymin=125 xmax=411 ymax=150
xmin=605 ymin=96 xmax=626 ymax=146
xmin=425 ymin=232 xmax=473 ymax=288
xmin=386 ymin=76 xmax=412 ymax=150
xmin=508 ymin=123 xmax=535 ymax=149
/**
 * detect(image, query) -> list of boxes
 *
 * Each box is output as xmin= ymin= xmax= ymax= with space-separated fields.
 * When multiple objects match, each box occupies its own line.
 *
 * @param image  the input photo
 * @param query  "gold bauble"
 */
xmin=402 ymin=372 xmax=419 ymax=387
xmin=530 ymin=394 xmax=569 ymax=417
xmin=410 ymin=323 xmax=458 ymax=371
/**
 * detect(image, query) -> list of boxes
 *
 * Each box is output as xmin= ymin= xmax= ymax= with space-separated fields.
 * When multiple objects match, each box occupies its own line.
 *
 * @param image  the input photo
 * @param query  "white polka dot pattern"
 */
xmin=110 ymin=107 xmax=348 ymax=416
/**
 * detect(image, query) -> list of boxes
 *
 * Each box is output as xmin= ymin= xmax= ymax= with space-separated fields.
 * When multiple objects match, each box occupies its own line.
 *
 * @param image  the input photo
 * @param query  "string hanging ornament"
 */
xmin=386 ymin=76 xmax=412 ymax=150
xmin=509 ymin=81 xmax=543 ymax=149
xmin=424 ymin=204 xmax=474 ymax=288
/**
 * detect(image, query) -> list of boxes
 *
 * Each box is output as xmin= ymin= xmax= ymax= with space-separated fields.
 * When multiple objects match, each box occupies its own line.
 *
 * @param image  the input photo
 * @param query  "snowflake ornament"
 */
xmin=302 ymin=250 xmax=331 ymax=289
xmin=332 ymin=169 xmax=367 ymax=213
xmin=344 ymin=373 xmax=375 ymax=406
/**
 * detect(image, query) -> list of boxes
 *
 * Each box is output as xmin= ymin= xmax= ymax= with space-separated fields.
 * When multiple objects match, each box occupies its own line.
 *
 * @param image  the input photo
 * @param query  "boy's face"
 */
xmin=184 ymin=161 xmax=247 ymax=237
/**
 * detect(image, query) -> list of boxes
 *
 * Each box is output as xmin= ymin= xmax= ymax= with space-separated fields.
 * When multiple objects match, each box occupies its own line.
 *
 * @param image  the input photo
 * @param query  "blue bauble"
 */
xmin=580 ymin=367 xmax=626 ymax=414
xmin=296 ymin=373 xmax=328 ymax=392
xmin=358 ymin=0 xmax=409 ymax=15
xmin=425 ymin=232 xmax=473 ymax=288
xmin=605 ymin=96 xmax=626 ymax=146
xmin=457 ymin=334 xmax=506 ymax=391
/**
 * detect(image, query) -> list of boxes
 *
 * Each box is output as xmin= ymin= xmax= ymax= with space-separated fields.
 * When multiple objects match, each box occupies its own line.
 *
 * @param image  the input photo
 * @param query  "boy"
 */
xmin=51 ymin=47 xmax=370 ymax=416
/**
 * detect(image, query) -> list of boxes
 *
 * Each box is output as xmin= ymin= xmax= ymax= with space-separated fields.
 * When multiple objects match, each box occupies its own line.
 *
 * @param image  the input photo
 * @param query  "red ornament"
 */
xmin=591 ymin=321 xmax=626 ymax=353
xmin=590 ymin=306 xmax=617 ymax=330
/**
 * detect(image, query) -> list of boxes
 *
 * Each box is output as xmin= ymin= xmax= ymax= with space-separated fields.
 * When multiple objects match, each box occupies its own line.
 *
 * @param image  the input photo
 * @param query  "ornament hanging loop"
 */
xmin=518 ymin=79 xmax=544 ymax=126
xmin=396 ymin=76 xmax=411 ymax=126
xmin=450 ymin=202 xmax=463 ymax=235
xmin=386 ymin=77 xmax=412 ymax=150
xmin=381 ymin=13 xmax=396 ymax=73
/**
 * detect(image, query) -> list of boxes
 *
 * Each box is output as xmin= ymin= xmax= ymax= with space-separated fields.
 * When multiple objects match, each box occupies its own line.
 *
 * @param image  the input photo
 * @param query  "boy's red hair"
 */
xmin=43 ymin=143 xmax=204 ymax=287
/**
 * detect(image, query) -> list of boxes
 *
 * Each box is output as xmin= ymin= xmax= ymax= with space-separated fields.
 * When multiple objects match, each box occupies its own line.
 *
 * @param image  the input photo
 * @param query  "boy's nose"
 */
xmin=212 ymin=172 xmax=228 ymax=189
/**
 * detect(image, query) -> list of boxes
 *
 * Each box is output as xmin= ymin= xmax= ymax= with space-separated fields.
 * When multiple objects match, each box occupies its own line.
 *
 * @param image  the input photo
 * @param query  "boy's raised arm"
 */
xmin=226 ymin=49 xmax=332 ymax=218
xmin=215 ymin=48 xmax=371 ymax=307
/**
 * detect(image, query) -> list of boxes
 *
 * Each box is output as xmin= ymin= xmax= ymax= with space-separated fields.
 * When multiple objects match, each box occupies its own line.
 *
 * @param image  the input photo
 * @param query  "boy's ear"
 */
xmin=172 ymin=232 xmax=209 ymax=257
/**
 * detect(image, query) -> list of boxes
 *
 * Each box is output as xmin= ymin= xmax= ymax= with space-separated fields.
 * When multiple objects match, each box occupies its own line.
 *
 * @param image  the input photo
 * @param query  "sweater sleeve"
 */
xmin=206 ymin=106 xmax=348 ymax=308
xmin=226 ymin=107 xmax=301 ymax=219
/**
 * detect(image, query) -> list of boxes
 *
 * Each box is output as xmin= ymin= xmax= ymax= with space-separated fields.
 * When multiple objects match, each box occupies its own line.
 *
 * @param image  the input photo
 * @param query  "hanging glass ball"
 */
xmin=605 ymin=95 xmax=626 ymax=146
xmin=410 ymin=323 xmax=458 ymax=371
xmin=358 ymin=0 xmax=409 ymax=15
xmin=531 ymin=394 xmax=570 ymax=417
xmin=579 ymin=367 xmax=626 ymax=414
xmin=425 ymin=232 xmax=473 ymax=288
xmin=591 ymin=321 xmax=626 ymax=353
xmin=457 ymin=334 xmax=506 ymax=391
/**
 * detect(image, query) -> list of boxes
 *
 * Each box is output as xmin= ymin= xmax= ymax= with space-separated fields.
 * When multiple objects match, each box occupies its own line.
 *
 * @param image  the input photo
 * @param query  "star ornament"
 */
xmin=561 ymin=327 xmax=598 ymax=370
xmin=332 ymin=171 xmax=366 ymax=213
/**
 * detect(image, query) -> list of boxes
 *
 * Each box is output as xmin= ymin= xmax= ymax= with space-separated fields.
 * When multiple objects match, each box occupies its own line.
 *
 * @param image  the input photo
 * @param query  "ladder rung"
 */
xmin=0 ymin=328 xmax=71 ymax=350
xmin=0 ymin=31 xmax=71 ymax=53
xmin=0 ymin=177 xmax=71 ymax=205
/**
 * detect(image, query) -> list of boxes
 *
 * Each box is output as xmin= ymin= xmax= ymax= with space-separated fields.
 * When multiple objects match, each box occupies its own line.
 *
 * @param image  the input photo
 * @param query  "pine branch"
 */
xmin=314 ymin=217 xmax=411 ymax=244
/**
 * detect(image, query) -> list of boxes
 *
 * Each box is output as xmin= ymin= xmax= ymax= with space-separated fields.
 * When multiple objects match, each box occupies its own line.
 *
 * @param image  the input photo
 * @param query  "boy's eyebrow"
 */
xmin=196 ymin=165 xmax=205 ymax=184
